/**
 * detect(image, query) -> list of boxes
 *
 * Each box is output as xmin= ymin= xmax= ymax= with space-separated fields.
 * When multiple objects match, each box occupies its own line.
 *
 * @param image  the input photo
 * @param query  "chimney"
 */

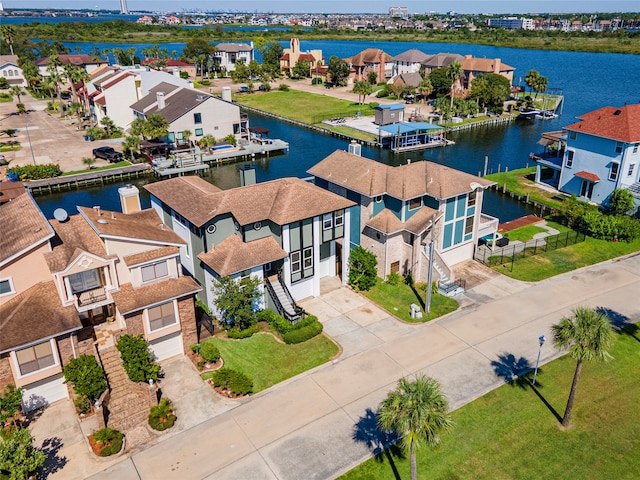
xmin=493 ymin=58 xmax=501 ymax=74
xmin=156 ymin=91 xmax=166 ymax=110
xmin=348 ymin=141 xmax=362 ymax=156
xmin=240 ymin=164 xmax=256 ymax=186
xmin=118 ymin=184 xmax=141 ymax=214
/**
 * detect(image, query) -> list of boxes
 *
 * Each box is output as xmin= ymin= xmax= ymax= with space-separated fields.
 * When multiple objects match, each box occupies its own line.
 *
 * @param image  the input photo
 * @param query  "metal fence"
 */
xmin=475 ymin=230 xmax=587 ymax=269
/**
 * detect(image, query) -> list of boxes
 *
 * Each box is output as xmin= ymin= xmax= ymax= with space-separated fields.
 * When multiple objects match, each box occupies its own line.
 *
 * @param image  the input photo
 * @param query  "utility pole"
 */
xmin=426 ymin=212 xmax=436 ymax=314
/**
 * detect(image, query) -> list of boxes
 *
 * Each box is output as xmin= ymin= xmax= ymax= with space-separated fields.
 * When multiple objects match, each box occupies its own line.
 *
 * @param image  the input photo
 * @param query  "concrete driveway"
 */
xmin=78 ymin=252 xmax=640 ymax=480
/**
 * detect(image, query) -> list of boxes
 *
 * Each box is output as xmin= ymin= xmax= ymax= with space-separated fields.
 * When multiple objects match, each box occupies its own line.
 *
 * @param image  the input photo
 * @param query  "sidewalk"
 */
xmin=83 ymin=252 xmax=640 ymax=480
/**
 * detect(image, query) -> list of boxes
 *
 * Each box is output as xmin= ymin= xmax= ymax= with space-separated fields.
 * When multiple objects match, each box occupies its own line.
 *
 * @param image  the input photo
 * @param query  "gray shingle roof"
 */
xmin=391 ymin=49 xmax=430 ymax=63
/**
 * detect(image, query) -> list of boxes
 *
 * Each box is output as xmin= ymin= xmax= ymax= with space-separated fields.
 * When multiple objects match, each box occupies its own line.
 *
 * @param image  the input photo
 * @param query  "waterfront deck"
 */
xmin=202 ymin=139 xmax=289 ymax=164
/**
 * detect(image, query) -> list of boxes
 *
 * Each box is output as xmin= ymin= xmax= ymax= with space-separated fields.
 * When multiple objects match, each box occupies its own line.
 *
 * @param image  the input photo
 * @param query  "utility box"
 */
xmin=410 ymin=304 xmax=423 ymax=319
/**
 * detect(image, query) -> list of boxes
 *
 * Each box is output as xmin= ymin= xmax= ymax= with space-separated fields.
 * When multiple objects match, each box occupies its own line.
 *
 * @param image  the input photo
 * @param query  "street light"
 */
xmin=532 ymin=335 xmax=546 ymax=385
xmin=25 ymin=119 xmax=36 ymax=166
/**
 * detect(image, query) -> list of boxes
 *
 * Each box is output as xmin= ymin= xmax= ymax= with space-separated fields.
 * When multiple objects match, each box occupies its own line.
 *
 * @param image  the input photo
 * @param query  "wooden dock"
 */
xmin=26 ymin=164 xmax=152 ymax=195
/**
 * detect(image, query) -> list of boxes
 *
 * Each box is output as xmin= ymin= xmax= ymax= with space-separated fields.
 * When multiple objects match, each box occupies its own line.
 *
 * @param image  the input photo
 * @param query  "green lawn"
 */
xmin=501 ymin=225 xmax=548 ymax=242
xmin=361 ymin=278 xmax=458 ymax=323
xmin=236 ymin=90 xmax=375 ymax=125
xmin=485 ymin=167 xmax=565 ymax=209
xmin=201 ymin=332 xmax=338 ymax=392
xmin=340 ymin=327 xmax=640 ymax=480
xmin=493 ymin=236 xmax=640 ymax=281
xmin=61 ymin=160 xmax=131 ymax=176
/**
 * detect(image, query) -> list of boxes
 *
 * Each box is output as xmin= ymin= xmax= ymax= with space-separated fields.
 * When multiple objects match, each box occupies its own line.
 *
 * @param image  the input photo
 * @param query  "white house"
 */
xmin=390 ymin=49 xmax=430 ymax=77
xmin=213 ymin=43 xmax=254 ymax=72
xmin=0 ymin=55 xmax=27 ymax=87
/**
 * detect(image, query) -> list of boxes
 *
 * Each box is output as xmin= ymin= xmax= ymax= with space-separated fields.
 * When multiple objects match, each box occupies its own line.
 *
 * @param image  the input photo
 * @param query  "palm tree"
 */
xmin=552 ymin=306 xmax=615 ymax=427
xmin=524 ymin=69 xmax=540 ymax=96
xmin=418 ymin=77 xmax=433 ymax=104
xmin=1 ymin=25 xmax=16 ymax=55
xmin=199 ymin=134 xmax=216 ymax=152
xmin=446 ymin=61 xmax=463 ymax=112
xmin=378 ymin=375 xmax=453 ymax=480
xmin=352 ymin=80 xmax=373 ymax=105
xmin=9 ymin=86 xmax=25 ymax=104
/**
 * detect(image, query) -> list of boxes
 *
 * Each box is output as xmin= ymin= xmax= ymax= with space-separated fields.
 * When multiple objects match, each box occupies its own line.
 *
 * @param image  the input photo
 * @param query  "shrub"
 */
xmin=210 ymin=368 xmax=253 ymax=395
xmin=63 ymin=354 xmax=107 ymax=402
xmin=0 ymin=427 xmax=46 ymax=478
xmin=7 ymin=163 xmax=62 ymax=180
xmin=278 ymin=83 xmax=290 ymax=91
xmin=282 ymin=320 xmax=323 ymax=344
xmin=92 ymin=427 xmax=124 ymax=457
xmin=190 ymin=343 xmax=201 ymax=354
xmin=116 ymin=334 xmax=161 ymax=383
xmin=75 ymin=395 xmax=92 ymax=415
xmin=386 ymin=271 xmax=401 ymax=286
xmin=199 ymin=341 xmax=221 ymax=363
xmin=0 ymin=385 xmax=23 ymax=423
xmin=85 ymin=126 xmax=107 ymax=140
xmin=348 ymin=246 xmax=378 ymax=291
xmin=227 ymin=323 xmax=261 ymax=339
xmin=148 ymin=398 xmax=176 ymax=431
xmin=311 ymin=77 xmax=323 ymax=85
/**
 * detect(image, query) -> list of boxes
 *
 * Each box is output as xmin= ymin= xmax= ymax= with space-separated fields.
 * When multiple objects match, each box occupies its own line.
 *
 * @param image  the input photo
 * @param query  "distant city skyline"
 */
xmin=5 ymin=0 xmax=640 ymax=14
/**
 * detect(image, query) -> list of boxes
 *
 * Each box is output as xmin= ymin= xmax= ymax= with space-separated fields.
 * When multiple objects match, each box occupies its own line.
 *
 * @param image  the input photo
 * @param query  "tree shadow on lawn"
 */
xmin=352 ymin=408 xmax=405 ymax=480
xmin=596 ymin=307 xmax=639 ymax=343
xmin=491 ymin=352 xmax=562 ymax=423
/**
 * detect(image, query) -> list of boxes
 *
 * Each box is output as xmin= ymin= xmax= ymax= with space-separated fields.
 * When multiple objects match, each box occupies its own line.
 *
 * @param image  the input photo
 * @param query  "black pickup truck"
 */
xmin=92 ymin=146 xmax=123 ymax=163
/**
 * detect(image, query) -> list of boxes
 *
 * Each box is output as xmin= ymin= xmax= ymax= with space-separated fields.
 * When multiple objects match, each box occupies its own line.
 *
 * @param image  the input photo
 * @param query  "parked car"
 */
xmin=238 ymin=86 xmax=250 ymax=93
xmin=92 ymin=146 xmax=123 ymax=163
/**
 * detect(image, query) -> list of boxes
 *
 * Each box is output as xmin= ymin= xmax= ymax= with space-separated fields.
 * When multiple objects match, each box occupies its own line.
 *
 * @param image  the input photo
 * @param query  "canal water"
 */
xmin=33 ymin=39 xmax=639 ymax=223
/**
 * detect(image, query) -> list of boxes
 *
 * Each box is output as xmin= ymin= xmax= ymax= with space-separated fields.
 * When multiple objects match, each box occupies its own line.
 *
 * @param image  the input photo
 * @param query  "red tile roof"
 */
xmin=574 ymin=171 xmax=601 ymax=182
xmin=565 ymin=104 xmax=640 ymax=143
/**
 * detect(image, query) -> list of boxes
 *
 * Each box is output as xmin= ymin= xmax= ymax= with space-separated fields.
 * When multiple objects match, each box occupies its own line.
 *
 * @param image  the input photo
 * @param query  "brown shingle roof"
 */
xmin=112 ymin=277 xmax=201 ymax=315
xmin=348 ymin=48 xmax=392 ymax=67
xmin=45 ymin=214 xmax=110 ymax=273
xmin=392 ymin=49 xmax=430 ymax=63
xmin=565 ymin=104 xmax=640 ymax=143
xmin=198 ymin=235 xmax=287 ymax=277
xmin=123 ymin=246 xmax=180 ymax=267
xmin=145 ymin=177 xmax=355 ymax=228
xmin=460 ymin=57 xmax=514 ymax=73
xmin=130 ymin=84 xmax=216 ymax=124
xmin=308 ymin=150 xmax=495 ymax=200
xmin=0 ymin=192 xmax=54 ymax=267
xmin=78 ymin=207 xmax=185 ymax=245
xmin=421 ymin=53 xmax=464 ymax=69
xmin=35 ymin=54 xmax=107 ymax=67
xmin=366 ymin=207 xmax=439 ymax=235
xmin=0 ymin=281 xmax=82 ymax=353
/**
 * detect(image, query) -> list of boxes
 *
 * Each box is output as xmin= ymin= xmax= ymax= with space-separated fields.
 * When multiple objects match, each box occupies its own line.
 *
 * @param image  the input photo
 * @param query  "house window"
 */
xmin=148 ymin=302 xmax=177 ymax=332
xmin=609 ymin=162 xmax=619 ymax=180
xmin=334 ymin=209 xmax=344 ymax=227
xmin=569 ymin=131 xmax=577 ymax=140
xmin=289 ymin=219 xmax=314 ymax=282
xmin=409 ymin=198 xmax=421 ymax=210
xmin=615 ymin=142 xmax=623 ymax=154
xmin=465 ymin=216 xmax=474 ymax=235
xmin=141 ymin=261 xmax=169 ymax=283
xmin=15 ymin=341 xmax=56 ymax=376
xmin=467 ymin=191 xmax=476 ymax=207
xmin=194 ymin=113 xmax=202 ymax=124
xmin=195 ymin=128 xmax=203 ymax=137
xmin=323 ymin=213 xmax=333 ymax=230
xmin=68 ymin=269 xmax=101 ymax=294
xmin=303 ymin=247 xmax=313 ymax=268
xmin=629 ymin=164 xmax=636 ymax=177
xmin=290 ymin=251 xmax=301 ymax=274
xmin=565 ymin=150 xmax=574 ymax=167
xmin=0 ymin=278 xmax=15 ymax=297
xmin=633 ymin=143 xmax=639 ymax=153
xmin=375 ymin=196 xmax=383 ymax=203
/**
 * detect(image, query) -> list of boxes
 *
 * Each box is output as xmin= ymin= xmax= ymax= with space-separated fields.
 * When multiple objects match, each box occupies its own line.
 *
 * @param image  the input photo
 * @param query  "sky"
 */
xmin=5 ymin=1 xmax=640 ymax=14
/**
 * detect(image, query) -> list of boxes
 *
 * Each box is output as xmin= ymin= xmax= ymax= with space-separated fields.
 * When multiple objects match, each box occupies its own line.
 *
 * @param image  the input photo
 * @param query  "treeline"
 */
xmin=2 ymin=20 xmax=639 ymax=57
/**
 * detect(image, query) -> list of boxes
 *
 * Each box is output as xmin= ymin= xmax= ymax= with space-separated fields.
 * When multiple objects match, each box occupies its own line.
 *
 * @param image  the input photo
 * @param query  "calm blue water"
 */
xmin=34 ymin=39 xmax=640 ymax=223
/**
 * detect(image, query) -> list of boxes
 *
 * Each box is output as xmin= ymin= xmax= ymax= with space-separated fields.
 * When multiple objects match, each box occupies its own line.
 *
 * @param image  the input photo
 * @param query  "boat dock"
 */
xmin=26 ymin=164 xmax=151 ymax=194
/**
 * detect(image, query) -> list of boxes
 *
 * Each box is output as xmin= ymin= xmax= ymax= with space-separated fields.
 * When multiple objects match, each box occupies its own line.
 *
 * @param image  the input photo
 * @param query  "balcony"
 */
xmin=478 ymin=214 xmax=499 ymax=239
xmin=76 ymin=286 xmax=108 ymax=308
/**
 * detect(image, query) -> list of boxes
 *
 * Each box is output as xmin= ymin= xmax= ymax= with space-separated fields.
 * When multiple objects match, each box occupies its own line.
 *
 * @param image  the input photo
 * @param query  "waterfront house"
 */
xmin=458 ymin=55 xmax=515 ymax=92
xmin=0 ymin=55 xmax=27 ymax=87
xmin=130 ymin=82 xmax=248 ymax=147
xmin=308 ymin=149 xmax=497 ymax=285
xmin=144 ymin=174 xmax=354 ymax=320
xmin=346 ymin=48 xmax=393 ymax=83
xmin=390 ymin=49 xmax=430 ymax=77
xmin=543 ymin=104 xmax=640 ymax=211
xmin=140 ymin=58 xmax=197 ymax=79
xmin=212 ymin=43 xmax=254 ymax=73
xmin=35 ymin=54 xmax=108 ymax=77
xmin=280 ymin=38 xmax=323 ymax=77
xmin=0 ymin=187 xmax=200 ymax=412
xmin=420 ymin=52 xmax=464 ymax=75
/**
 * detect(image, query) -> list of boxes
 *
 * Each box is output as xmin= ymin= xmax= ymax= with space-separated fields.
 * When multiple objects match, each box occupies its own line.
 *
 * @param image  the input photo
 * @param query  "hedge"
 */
xmin=199 ymin=341 xmax=220 ymax=363
xmin=282 ymin=321 xmax=323 ymax=344
xmin=227 ymin=323 xmax=261 ymax=339
xmin=210 ymin=368 xmax=253 ymax=395
xmin=7 ymin=163 xmax=62 ymax=180
xmin=92 ymin=427 xmax=124 ymax=457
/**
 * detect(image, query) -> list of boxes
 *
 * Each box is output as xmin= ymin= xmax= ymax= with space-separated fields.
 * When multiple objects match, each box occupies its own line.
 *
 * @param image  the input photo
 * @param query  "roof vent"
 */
xmin=196 ymin=94 xmax=203 ymax=102
xmin=97 ymin=218 xmax=108 ymax=224
xmin=53 ymin=208 xmax=69 ymax=222
xmin=93 ymin=206 xmax=102 ymax=216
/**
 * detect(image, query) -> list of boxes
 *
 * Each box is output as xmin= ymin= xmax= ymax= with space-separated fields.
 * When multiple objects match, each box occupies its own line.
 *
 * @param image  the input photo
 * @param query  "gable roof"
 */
xmin=35 ymin=54 xmax=107 ymax=67
xmin=392 ymin=49 xmax=430 ymax=63
xmin=0 ymin=281 xmax=83 ymax=353
xmin=78 ymin=206 xmax=185 ymax=246
xmin=129 ymin=81 xmax=180 ymax=113
xmin=308 ymin=150 xmax=495 ymax=200
xmin=215 ymin=43 xmax=253 ymax=53
xmin=0 ymin=55 xmax=19 ymax=68
xmin=140 ymin=58 xmax=195 ymax=67
xmin=421 ymin=53 xmax=464 ymax=69
xmin=565 ymin=104 xmax=640 ymax=143
xmin=394 ymin=72 xmax=423 ymax=88
xmin=366 ymin=207 xmax=440 ymax=236
xmin=145 ymin=176 xmax=354 ymax=228
xmin=112 ymin=277 xmax=201 ymax=315
xmin=0 ymin=192 xmax=55 ymax=268
xmin=130 ymin=83 xmax=214 ymax=124
xmin=460 ymin=57 xmax=514 ymax=73
xmin=198 ymin=235 xmax=287 ymax=277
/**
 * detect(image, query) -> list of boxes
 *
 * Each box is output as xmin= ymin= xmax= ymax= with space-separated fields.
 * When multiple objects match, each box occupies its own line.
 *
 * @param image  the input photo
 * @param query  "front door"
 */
xmin=580 ymin=180 xmax=594 ymax=200
xmin=335 ymin=242 xmax=342 ymax=278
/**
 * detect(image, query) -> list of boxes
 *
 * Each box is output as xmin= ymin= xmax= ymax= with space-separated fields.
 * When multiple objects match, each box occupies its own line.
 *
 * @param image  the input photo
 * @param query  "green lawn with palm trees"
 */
xmin=340 ymin=319 xmax=638 ymax=480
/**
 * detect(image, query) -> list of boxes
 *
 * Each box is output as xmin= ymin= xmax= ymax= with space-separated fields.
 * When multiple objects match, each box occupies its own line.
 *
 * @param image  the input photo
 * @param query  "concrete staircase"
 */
xmin=423 ymin=246 xmax=464 ymax=297
xmin=99 ymin=347 xmax=154 ymax=433
xmin=269 ymin=279 xmax=298 ymax=318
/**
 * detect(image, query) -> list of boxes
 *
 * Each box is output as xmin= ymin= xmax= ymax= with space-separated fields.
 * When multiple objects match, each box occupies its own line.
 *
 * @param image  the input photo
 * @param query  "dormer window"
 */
xmin=409 ymin=198 xmax=421 ymax=210
xmin=141 ymin=261 xmax=169 ymax=283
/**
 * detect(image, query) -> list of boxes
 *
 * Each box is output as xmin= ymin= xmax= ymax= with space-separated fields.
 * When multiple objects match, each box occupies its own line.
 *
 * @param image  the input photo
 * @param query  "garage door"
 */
xmin=149 ymin=331 xmax=184 ymax=362
xmin=21 ymin=373 xmax=68 ymax=412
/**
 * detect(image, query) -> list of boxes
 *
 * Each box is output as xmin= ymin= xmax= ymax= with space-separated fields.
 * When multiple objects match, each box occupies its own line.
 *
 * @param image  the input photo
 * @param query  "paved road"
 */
xmin=87 ymin=252 xmax=640 ymax=480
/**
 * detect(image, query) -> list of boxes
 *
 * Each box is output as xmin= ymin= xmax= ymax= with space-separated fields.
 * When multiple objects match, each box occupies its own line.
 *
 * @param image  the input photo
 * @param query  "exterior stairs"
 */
xmin=423 ymin=246 xmax=464 ymax=297
xmin=99 ymin=347 xmax=155 ymax=433
xmin=266 ymin=276 xmax=304 ymax=322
